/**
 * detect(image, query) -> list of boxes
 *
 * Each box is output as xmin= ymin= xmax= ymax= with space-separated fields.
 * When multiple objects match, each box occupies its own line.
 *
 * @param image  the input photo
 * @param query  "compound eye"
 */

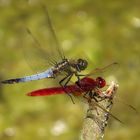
xmin=77 ymin=59 xmax=88 ymax=71
xmin=96 ymin=77 xmax=106 ymax=88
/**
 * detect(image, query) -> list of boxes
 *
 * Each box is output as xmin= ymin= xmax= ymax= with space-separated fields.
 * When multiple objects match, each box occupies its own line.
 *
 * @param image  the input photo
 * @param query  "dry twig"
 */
xmin=81 ymin=81 xmax=119 ymax=140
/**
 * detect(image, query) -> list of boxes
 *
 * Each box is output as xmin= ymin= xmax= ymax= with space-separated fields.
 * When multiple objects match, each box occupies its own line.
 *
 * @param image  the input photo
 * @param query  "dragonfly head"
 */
xmin=76 ymin=59 xmax=88 ymax=71
xmin=96 ymin=77 xmax=106 ymax=88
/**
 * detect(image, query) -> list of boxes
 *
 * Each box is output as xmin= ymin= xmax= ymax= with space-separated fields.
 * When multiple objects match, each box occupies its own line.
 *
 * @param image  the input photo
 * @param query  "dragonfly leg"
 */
xmin=86 ymin=91 xmax=109 ymax=116
xmin=82 ymin=91 xmax=100 ymax=103
xmin=59 ymin=74 xmax=70 ymax=86
xmin=59 ymin=73 xmax=74 ymax=87
xmin=88 ymin=90 xmax=105 ymax=103
xmin=90 ymin=94 xmax=99 ymax=102
xmin=88 ymin=91 xmax=99 ymax=101
xmin=82 ymin=91 xmax=92 ymax=101
xmin=86 ymin=98 xmax=100 ymax=116
xmin=106 ymin=100 xmax=113 ymax=109
xmin=75 ymin=73 xmax=86 ymax=87
xmin=63 ymin=74 xmax=73 ymax=87
xmin=59 ymin=74 xmax=75 ymax=104
xmin=91 ymin=89 xmax=113 ymax=104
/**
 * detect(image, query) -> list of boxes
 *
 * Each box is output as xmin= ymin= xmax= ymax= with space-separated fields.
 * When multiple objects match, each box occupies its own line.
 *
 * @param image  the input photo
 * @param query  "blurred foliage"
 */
xmin=0 ymin=0 xmax=140 ymax=140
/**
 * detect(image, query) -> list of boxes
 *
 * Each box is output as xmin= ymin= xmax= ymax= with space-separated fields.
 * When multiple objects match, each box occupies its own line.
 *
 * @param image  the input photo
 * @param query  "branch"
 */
xmin=81 ymin=81 xmax=119 ymax=140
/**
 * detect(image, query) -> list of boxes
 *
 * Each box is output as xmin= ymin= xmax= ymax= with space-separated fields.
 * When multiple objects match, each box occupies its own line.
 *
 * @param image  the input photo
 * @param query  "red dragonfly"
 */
xmin=27 ymin=76 xmax=124 ymax=124
xmin=27 ymin=77 xmax=106 ymax=98
xmin=27 ymin=63 xmax=137 ymax=124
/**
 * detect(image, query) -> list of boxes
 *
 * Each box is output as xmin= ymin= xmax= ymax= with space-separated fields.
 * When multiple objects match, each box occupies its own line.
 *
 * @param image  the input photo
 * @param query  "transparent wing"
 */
xmin=85 ymin=62 xmax=119 ymax=77
xmin=41 ymin=5 xmax=65 ymax=60
xmin=22 ymin=28 xmax=55 ymax=72
xmin=92 ymin=100 xmax=124 ymax=124
xmin=22 ymin=5 xmax=65 ymax=72
xmin=113 ymin=96 xmax=138 ymax=114
xmin=71 ymin=91 xmax=123 ymax=124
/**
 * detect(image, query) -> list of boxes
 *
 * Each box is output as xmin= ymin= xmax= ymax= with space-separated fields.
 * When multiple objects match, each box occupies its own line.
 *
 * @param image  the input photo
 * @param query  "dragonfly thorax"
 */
xmin=53 ymin=59 xmax=69 ymax=71
xmin=52 ymin=58 xmax=88 ymax=77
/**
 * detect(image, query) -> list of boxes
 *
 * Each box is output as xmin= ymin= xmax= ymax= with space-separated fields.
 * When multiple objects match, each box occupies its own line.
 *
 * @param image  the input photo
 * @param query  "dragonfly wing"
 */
xmin=41 ymin=5 xmax=65 ymax=60
xmin=71 ymin=90 xmax=124 ymax=124
xmin=113 ymin=96 xmax=138 ymax=114
xmin=22 ymin=5 xmax=65 ymax=72
xmin=23 ymin=28 xmax=56 ymax=72
xmin=92 ymin=100 xmax=124 ymax=124
xmin=1 ymin=68 xmax=54 ymax=84
xmin=86 ymin=62 xmax=119 ymax=77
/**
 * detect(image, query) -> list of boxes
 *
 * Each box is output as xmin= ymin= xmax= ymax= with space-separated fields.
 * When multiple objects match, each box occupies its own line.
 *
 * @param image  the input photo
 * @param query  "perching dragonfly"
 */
xmin=27 ymin=76 xmax=123 ymax=124
xmin=27 ymin=75 xmax=137 ymax=124
xmin=1 ymin=6 xmax=88 ymax=88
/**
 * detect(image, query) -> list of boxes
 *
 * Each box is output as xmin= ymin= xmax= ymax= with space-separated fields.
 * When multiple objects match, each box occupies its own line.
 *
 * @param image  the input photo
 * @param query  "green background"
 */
xmin=0 ymin=0 xmax=140 ymax=140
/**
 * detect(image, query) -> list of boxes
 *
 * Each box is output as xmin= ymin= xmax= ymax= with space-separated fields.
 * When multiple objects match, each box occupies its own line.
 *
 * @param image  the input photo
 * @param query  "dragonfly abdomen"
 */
xmin=1 ymin=68 xmax=54 ymax=84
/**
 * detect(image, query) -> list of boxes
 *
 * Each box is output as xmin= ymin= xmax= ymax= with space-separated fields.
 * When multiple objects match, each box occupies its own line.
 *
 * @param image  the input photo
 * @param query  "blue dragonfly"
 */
xmin=1 ymin=6 xmax=88 ymax=91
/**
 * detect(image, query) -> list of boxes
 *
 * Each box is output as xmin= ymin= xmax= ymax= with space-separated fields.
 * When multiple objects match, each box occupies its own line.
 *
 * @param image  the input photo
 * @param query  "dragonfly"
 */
xmin=27 ymin=75 xmax=137 ymax=124
xmin=27 ymin=76 xmax=124 ymax=124
xmin=27 ymin=76 xmax=106 ymax=97
xmin=1 ymin=6 xmax=88 ymax=90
